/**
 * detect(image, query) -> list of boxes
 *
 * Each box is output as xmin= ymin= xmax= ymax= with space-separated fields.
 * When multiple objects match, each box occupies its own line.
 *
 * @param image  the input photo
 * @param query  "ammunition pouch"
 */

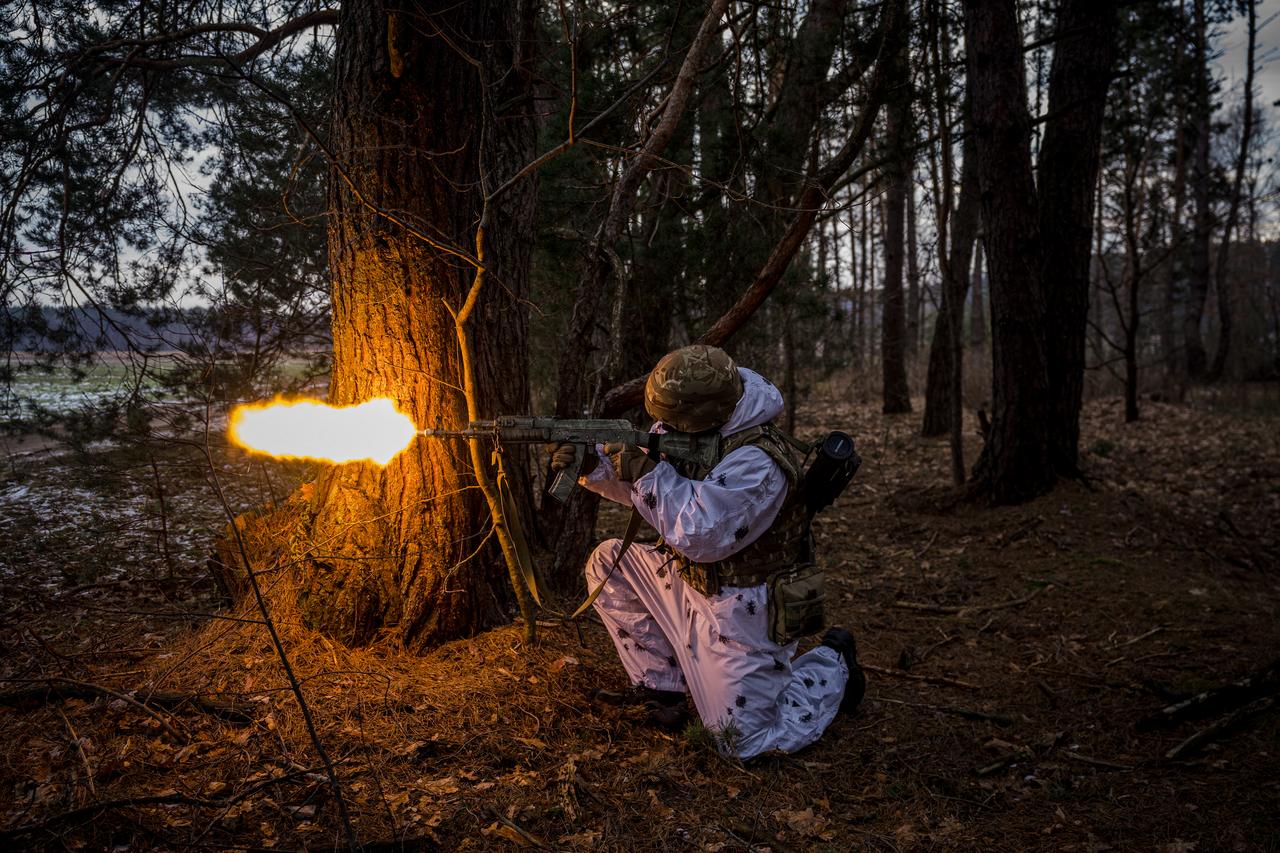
xmin=767 ymin=562 xmax=826 ymax=645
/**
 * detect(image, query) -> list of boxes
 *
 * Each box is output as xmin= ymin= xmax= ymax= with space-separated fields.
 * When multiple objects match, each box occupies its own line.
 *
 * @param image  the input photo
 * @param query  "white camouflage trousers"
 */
xmin=587 ymin=538 xmax=848 ymax=759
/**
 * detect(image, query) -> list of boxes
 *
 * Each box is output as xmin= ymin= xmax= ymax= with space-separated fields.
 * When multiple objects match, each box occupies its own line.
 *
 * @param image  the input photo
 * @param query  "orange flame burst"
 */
xmin=228 ymin=397 xmax=418 ymax=465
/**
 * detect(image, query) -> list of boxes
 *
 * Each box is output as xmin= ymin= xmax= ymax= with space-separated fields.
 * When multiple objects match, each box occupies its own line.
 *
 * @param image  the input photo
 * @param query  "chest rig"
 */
xmin=656 ymin=423 xmax=813 ymax=596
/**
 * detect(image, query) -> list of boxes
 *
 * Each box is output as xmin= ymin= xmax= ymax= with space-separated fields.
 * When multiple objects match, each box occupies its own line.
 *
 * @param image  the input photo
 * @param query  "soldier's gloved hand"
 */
xmin=603 ymin=442 xmax=657 ymax=483
xmin=546 ymin=442 xmax=597 ymax=476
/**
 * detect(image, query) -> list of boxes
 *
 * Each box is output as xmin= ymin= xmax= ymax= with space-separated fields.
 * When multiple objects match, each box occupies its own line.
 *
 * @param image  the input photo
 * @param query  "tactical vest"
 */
xmin=656 ymin=423 xmax=813 ymax=596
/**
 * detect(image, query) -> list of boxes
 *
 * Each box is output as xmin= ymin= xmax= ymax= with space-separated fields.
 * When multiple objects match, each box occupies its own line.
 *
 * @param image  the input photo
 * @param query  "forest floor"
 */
xmin=0 ymin=392 xmax=1277 ymax=852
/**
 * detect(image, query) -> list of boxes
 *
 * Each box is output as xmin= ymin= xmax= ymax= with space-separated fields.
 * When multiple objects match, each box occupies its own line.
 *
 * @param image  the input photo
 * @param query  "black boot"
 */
xmin=644 ymin=696 xmax=691 ymax=732
xmin=822 ymin=627 xmax=867 ymax=713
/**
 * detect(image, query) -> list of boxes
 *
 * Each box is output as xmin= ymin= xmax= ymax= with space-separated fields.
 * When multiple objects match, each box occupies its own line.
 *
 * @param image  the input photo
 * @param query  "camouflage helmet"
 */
xmin=644 ymin=345 xmax=744 ymax=433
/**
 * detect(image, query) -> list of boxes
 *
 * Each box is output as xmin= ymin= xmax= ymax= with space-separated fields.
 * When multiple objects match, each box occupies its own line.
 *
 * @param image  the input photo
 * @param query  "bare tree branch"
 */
xmin=601 ymin=0 xmax=907 ymax=416
xmin=94 ymin=9 xmax=339 ymax=71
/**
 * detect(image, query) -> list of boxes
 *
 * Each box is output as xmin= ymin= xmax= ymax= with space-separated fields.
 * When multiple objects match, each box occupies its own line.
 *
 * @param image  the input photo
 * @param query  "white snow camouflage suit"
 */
xmin=582 ymin=366 xmax=848 ymax=759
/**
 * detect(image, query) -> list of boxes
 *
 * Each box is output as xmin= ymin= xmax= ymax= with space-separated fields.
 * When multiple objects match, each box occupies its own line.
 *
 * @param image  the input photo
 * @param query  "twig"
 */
xmin=1136 ymin=659 xmax=1279 ymax=731
xmin=0 ymin=680 xmax=253 ymax=724
xmin=893 ymin=584 xmax=1052 ymax=617
xmin=919 ymin=632 xmax=960 ymax=662
xmin=0 ymin=765 xmax=333 ymax=842
xmin=1165 ymin=696 xmax=1275 ymax=761
xmin=201 ymin=423 xmax=359 ymax=849
xmin=913 ymin=530 xmax=939 ymax=560
xmin=0 ymin=677 xmax=185 ymax=742
xmin=876 ymin=697 xmax=1011 ymax=725
xmin=863 ymin=663 xmax=978 ymax=690
xmin=484 ymin=806 xmax=549 ymax=849
xmin=486 ymin=53 xmax=671 ymax=202
xmin=449 ymin=80 xmax=537 ymax=643
xmin=1117 ymin=626 xmax=1163 ymax=648
xmin=994 ymin=516 xmax=1044 ymax=548
xmin=1062 ymin=752 xmax=1134 ymax=771
xmin=56 ymin=706 xmax=96 ymax=797
xmin=599 ymin=0 xmax=909 ymax=415
xmin=974 ymin=753 xmax=1022 ymax=777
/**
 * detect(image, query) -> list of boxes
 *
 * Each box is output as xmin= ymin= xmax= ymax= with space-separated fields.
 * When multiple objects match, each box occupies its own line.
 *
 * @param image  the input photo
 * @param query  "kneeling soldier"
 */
xmin=551 ymin=345 xmax=865 ymax=759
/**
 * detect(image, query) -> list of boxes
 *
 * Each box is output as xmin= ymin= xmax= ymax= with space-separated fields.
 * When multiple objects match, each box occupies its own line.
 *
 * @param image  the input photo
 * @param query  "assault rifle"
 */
xmin=417 ymin=416 xmax=721 ymax=502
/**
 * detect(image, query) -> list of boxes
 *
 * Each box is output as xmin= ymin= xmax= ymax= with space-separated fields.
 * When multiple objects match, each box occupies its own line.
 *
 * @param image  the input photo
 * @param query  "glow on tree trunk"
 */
xmin=229 ymin=397 xmax=418 ymax=465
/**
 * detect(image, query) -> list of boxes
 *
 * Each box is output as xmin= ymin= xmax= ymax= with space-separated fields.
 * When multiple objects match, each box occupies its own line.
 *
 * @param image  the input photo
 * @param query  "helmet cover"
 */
xmin=644 ymin=345 xmax=744 ymax=433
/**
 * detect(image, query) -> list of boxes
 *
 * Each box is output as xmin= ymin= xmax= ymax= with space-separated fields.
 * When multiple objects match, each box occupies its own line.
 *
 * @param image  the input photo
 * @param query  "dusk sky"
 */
xmin=1217 ymin=0 xmax=1279 ymax=109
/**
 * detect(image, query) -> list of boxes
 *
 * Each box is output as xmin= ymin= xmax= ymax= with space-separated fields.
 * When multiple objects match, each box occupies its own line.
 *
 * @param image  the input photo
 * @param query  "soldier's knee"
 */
xmin=585 ymin=539 xmax=623 ymax=584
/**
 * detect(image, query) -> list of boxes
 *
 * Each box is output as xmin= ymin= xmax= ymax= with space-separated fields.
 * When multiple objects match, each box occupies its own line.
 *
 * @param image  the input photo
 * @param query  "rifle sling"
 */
xmin=569 ymin=507 xmax=644 ymax=620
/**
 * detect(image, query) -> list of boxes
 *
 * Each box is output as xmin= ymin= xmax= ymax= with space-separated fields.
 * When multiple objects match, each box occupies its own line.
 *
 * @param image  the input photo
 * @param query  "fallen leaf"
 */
xmin=772 ymin=807 xmax=830 ymax=838
xmin=559 ymin=830 xmax=601 ymax=849
xmin=483 ymin=820 xmax=541 ymax=847
xmin=418 ymin=776 xmax=460 ymax=796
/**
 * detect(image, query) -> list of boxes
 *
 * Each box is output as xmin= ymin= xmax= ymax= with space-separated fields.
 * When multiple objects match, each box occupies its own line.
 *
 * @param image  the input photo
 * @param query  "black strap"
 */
xmin=768 ymin=423 xmax=817 ymax=456
xmin=570 ymin=507 xmax=644 ymax=620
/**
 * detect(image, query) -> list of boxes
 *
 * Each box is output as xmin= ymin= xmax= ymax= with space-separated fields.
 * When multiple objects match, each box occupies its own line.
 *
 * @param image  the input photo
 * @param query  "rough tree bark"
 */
xmin=1163 ymin=78 xmax=1190 ymax=391
xmin=962 ymin=0 xmax=1055 ymax=503
xmin=880 ymin=19 xmax=912 ymax=414
xmin=1208 ymin=0 xmax=1257 ymax=381
xmin=921 ymin=119 xmax=980 ymax=439
xmin=906 ymin=165 xmax=921 ymax=355
xmin=1185 ymin=0 xmax=1212 ymax=380
xmin=759 ymin=0 xmax=853 ymax=209
xmin=1038 ymin=0 xmax=1119 ymax=475
xmin=920 ymin=0 xmax=976 ymax=444
xmin=246 ymin=1 xmax=537 ymax=650
xmin=969 ymin=244 xmax=987 ymax=347
xmin=963 ymin=0 xmax=1116 ymax=502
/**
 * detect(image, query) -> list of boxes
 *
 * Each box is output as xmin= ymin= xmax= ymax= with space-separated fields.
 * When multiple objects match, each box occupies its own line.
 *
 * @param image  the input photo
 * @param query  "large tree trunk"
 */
xmin=699 ymin=33 xmax=746 ymax=325
xmin=1037 ymin=0 xmax=1118 ymax=475
xmin=759 ymin=0 xmax=852 ymax=208
xmin=962 ymin=0 xmax=1054 ymax=503
xmin=880 ymin=25 xmax=912 ymax=414
xmin=1208 ymin=0 xmax=1257 ymax=381
xmin=906 ymin=165 xmax=921 ymax=355
xmin=921 ymin=119 xmax=980 ymax=438
xmin=969 ymin=243 xmax=986 ymax=346
xmin=288 ymin=0 xmax=536 ymax=650
xmin=854 ymin=182 xmax=869 ymax=371
xmin=1163 ymin=105 xmax=1190 ymax=391
xmin=1185 ymin=0 xmax=1212 ymax=380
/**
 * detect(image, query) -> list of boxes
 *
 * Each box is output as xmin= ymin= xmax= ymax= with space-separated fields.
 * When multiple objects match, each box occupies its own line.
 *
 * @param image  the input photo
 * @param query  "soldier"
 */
xmin=551 ymin=345 xmax=865 ymax=759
